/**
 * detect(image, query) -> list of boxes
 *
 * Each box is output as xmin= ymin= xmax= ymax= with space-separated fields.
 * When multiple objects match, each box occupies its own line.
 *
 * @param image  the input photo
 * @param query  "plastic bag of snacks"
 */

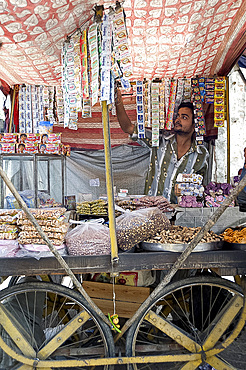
xmin=65 ymin=220 xmax=111 ymax=256
xmin=116 ymin=207 xmax=170 ymax=251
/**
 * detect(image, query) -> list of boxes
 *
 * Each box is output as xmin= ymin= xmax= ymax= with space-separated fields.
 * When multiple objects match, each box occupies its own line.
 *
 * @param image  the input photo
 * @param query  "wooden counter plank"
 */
xmin=0 ymin=250 xmax=246 ymax=277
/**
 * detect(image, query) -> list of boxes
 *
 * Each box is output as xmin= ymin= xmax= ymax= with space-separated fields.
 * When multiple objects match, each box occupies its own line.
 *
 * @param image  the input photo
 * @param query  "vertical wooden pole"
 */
xmin=101 ymin=100 xmax=118 ymax=264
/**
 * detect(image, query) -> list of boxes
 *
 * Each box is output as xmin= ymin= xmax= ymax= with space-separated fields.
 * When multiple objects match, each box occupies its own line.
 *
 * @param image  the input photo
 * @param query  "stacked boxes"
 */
xmin=0 ymin=133 xmax=70 ymax=155
xmin=175 ymin=173 xmax=204 ymax=208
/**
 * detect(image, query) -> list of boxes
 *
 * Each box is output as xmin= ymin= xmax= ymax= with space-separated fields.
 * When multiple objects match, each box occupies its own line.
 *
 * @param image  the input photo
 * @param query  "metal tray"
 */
xmin=224 ymin=242 xmax=246 ymax=251
xmin=140 ymin=241 xmax=223 ymax=253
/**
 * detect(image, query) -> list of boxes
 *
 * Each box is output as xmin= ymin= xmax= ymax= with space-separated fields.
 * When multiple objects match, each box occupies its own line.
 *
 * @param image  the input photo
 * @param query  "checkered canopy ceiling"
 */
xmin=0 ymin=0 xmax=246 ymax=87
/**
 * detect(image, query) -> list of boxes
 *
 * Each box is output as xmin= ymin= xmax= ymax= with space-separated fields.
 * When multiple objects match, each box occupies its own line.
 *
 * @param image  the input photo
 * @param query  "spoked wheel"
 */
xmin=0 ymin=281 xmax=115 ymax=369
xmin=126 ymin=275 xmax=246 ymax=370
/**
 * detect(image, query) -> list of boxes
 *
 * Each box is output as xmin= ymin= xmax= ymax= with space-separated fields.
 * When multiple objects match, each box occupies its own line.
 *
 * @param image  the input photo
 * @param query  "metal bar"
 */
xmin=0 ymin=165 xmax=111 ymax=328
xmin=101 ymin=100 xmax=118 ymax=264
xmin=226 ymin=76 xmax=230 ymax=183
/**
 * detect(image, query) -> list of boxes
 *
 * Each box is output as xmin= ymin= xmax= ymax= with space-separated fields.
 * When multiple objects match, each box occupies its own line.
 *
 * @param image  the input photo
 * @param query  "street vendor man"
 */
xmin=115 ymin=89 xmax=209 ymax=204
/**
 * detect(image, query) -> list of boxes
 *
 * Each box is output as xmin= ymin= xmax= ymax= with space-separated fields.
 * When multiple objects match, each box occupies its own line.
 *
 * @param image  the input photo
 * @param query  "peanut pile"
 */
xmin=146 ymin=225 xmax=222 ymax=244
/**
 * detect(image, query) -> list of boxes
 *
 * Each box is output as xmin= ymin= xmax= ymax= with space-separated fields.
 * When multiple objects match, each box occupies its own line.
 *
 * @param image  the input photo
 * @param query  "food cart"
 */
xmin=0 ymin=99 xmax=245 ymax=369
xmin=0 ymin=1 xmax=246 ymax=369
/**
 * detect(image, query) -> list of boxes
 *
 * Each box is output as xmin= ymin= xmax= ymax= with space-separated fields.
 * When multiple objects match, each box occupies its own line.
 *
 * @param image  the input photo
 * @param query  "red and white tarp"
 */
xmin=0 ymin=0 xmax=246 ymax=87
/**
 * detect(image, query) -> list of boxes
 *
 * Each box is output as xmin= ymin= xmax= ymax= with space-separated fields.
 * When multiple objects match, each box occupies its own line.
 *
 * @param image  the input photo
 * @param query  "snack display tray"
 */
xmin=140 ymin=241 xmax=223 ymax=253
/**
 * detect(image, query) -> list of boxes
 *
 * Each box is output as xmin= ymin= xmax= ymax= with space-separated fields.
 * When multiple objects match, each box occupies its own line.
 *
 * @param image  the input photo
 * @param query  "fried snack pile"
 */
xmin=76 ymin=200 xmax=108 ymax=216
xmin=222 ymin=228 xmax=246 ymax=244
xmin=0 ymin=209 xmax=19 ymax=240
xmin=17 ymin=208 xmax=69 ymax=245
xmin=146 ymin=225 xmax=222 ymax=244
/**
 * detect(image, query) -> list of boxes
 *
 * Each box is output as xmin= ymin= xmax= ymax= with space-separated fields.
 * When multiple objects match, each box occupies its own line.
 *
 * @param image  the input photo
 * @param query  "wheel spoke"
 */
xmin=206 ymin=354 xmax=237 ymax=370
xmin=144 ymin=310 xmax=202 ymax=353
xmin=0 ymin=303 xmax=36 ymax=357
xmin=202 ymin=294 xmax=243 ymax=351
xmin=37 ymin=310 xmax=91 ymax=359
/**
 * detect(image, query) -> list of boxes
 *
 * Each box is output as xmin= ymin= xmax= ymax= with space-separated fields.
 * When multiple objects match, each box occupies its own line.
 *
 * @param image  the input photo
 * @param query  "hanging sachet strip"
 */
xmin=19 ymin=85 xmax=26 ymax=133
xmin=38 ymin=86 xmax=44 ymax=123
xmin=198 ymin=77 xmax=205 ymax=102
xmin=144 ymin=80 xmax=151 ymax=128
xmin=62 ymin=39 xmax=78 ymax=129
xmin=73 ymin=35 xmax=82 ymax=112
xmin=55 ymin=86 xmax=64 ymax=125
xmin=31 ymin=85 xmax=39 ymax=133
xmin=80 ymin=30 xmax=89 ymax=100
xmin=173 ymin=79 xmax=184 ymax=122
xmin=183 ymin=78 xmax=191 ymax=102
xmin=164 ymin=78 xmax=171 ymax=119
xmin=136 ymin=81 xmax=145 ymax=139
xmin=214 ymin=77 xmax=226 ymax=128
xmin=191 ymin=78 xmax=206 ymax=145
xmin=165 ymin=79 xmax=177 ymax=130
xmin=159 ymin=81 xmax=165 ymax=130
xmin=101 ymin=13 xmax=113 ymax=102
xmin=205 ymin=77 xmax=215 ymax=104
xmin=48 ymin=87 xmax=56 ymax=126
xmin=151 ymin=82 xmax=159 ymax=147
xmin=25 ymin=84 xmax=32 ymax=133
xmin=88 ymin=23 xmax=99 ymax=107
xmin=62 ymin=42 xmax=69 ymax=127
xmin=113 ymin=5 xmax=132 ymax=87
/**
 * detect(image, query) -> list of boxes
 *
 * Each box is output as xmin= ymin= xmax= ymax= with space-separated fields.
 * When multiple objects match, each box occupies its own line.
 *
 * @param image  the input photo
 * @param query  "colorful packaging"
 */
xmin=17 ymin=143 xmax=39 ymax=154
xmin=0 ymin=143 xmax=16 ymax=153
xmin=18 ymin=133 xmax=41 ymax=143
xmin=1 ymin=133 xmax=18 ymax=143
xmin=39 ymin=143 xmax=61 ymax=155
xmin=41 ymin=133 xmax=61 ymax=144
xmin=214 ymin=77 xmax=226 ymax=128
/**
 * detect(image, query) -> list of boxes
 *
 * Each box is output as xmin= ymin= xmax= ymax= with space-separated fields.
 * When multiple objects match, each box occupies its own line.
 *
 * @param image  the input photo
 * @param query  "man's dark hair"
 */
xmin=178 ymin=102 xmax=195 ymax=125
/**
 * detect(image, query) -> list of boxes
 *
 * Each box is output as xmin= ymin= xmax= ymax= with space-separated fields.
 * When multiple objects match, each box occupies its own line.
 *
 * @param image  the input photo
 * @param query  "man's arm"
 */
xmin=115 ymin=89 xmax=135 ymax=135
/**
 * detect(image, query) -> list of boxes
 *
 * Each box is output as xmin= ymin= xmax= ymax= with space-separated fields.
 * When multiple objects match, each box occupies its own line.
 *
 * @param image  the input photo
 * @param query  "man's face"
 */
xmin=174 ymin=107 xmax=194 ymax=135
